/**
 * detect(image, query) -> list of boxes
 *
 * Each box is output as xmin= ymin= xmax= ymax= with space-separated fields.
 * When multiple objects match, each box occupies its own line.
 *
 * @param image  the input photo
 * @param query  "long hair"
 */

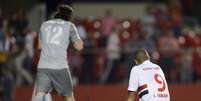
xmin=54 ymin=5 xmax=73 ymax=21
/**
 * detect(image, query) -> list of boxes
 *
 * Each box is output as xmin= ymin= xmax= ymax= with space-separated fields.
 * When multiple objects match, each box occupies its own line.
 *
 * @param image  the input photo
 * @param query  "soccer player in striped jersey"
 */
xmin=127 ymin=49 xmax=170 ymax=101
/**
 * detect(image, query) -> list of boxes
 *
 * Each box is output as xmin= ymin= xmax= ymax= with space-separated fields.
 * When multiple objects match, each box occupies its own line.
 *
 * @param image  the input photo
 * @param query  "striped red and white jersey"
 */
xmin=128 ymin=60 xmax=170 ymax=101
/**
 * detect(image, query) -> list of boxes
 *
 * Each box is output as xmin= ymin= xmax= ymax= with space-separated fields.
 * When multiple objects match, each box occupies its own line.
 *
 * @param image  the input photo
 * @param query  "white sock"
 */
xmin=33 ymin=95 xmax=44 ymax=101
xmin=44 ymin=93 xmax=52 ymax=101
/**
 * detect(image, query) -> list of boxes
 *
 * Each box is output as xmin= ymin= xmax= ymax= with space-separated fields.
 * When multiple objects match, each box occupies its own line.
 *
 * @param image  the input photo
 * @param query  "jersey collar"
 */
xmin=142 ymin=60 xmax=151 ymax=64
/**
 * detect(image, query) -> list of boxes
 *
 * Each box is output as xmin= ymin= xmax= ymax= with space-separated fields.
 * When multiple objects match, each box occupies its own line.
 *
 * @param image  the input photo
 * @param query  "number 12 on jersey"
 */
xmin=44 ymin=26 xmax=63 ymax=45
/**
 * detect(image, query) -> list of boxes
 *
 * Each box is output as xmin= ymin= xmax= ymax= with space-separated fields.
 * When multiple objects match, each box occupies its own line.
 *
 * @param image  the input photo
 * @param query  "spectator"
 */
xmin=101 ymin=27 xmax=121 ymax=83
xmin=93 ymin=53 xmax=106 ymax=83
xmin=0 ymin=11 xmax=4 ymax=51
xmin=137 ymin=31 xmax=155 ymax=52
xmin=7 ymin=11 xmax=34 ymax=85
xmin=141 ymin=5 xmax=156 ymax=38
xmin=24 ymin=31 xmax=38 ymax=77
xmin=180 ymin=49 xmax=193 ymax=83
xmin=74 ymin=18 xmax=87 ymax=40
xmin=158 ymin=30 xmax=180 ymax=83
xmin=68 ymin=50 xmax=83 ymax=85
xmin=0 ymin=67 xmax=15 ymax=101
xmin=168 ymin=2 xmax=183 ymax=37
xmin=81 ymin=33 xmax=95 ymax=84
xmin=100 ymin=9 xmax=117 ymax=47
xmin=0 ymin=27 xmax=4 ymax=51
xmin=127 ymin=31 xmax=155 ymax=54
xmin=192 ymin=48 xmax=201 ymax=82
xmin=10 ymin=9 xmax=28 ymax=36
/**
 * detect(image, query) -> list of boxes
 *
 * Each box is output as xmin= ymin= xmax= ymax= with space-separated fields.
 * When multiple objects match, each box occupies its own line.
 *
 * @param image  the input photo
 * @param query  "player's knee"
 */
xmin=64 ymin=95 xmax=75 ymax=101
xmin=44 ymin=93 xmax=52 ymax=101
xmin=36 ymin=92 xmax=46 ymax=96
xmin=33 ymin=92 xmax=46 ymax=101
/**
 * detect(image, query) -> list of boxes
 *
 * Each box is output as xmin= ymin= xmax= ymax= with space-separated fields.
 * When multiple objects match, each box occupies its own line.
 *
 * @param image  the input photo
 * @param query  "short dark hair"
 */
xmin=134 ymin=49 xmax=150 ymax=63
xmin=54 ymin=5 xmax=73 ymax=21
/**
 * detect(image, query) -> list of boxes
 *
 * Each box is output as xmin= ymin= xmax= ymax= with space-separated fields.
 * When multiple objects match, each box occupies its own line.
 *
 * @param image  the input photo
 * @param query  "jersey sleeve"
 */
xmin=128 ymin=67 xmax=139 ymax=92
xmin=69 ymin=23 xmax=81 ymax=43
xmin=38 ymin=23 xmax=45 ymax=46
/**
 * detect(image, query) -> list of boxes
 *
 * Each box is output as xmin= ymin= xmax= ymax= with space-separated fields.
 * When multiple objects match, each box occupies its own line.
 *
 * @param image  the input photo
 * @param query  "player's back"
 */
xmin=38 ymin=19 xmax=73 ymax=69
xmin=134 ymin=60 xmax=170 ymax=101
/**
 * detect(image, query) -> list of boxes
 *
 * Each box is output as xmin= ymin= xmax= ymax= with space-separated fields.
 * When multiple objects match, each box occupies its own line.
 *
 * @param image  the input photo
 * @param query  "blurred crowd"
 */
xmin=68 ymin=4 xmax=201 ymax=84
xmin=1 ymin=2 xmax=201 ymax=100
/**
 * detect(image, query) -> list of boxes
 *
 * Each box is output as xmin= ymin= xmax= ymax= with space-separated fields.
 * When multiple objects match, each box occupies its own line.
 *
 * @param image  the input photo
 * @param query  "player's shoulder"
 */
xmin=67 ymin=21 xmax=76 ymax=27
xmin=130 ymin=65 xmax=141 ymax=74
xmin=43 ymin=19 xmax=71 ymax=24
xmin=60 ymin=20 xmax=75 ymax=28
xmin=149 ymin=61 xmax=164 ymax=72
xmin=143 ymin=60 xmax=160 ymax=67
xmin=65 ymin=20 xmax=74 ymax=25
xmin=43 ymin=19 xmax=54 ymax=24
xmin=41 ymin=20 xmax=53 ymax=27
xmin=150 ymin=61 xmax=160 ymax=68
xmin=131 ymin=60 xmax=161 ymax=72
xmin=54 ymin=19 xmax=74 ymax=25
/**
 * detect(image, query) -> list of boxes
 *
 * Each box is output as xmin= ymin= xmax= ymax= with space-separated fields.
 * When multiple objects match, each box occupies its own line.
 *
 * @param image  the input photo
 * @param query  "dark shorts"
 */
xmin=35 ymin=68 xmax=73 ymax=96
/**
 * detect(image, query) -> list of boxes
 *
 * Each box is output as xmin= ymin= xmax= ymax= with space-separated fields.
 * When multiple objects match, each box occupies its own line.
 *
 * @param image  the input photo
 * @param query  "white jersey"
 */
xmin=128 ymin=60 xmax=170 ymax=101
xmin=38 ymin=19 xmax=81 ymax=69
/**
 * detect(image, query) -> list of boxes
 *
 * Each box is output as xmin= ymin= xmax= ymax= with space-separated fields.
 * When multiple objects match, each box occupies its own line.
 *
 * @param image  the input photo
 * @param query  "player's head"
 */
xmin=54 ymin=5 xmax=73 ymax=21
xmin=134 ymin=49 xmax=150 ymax=65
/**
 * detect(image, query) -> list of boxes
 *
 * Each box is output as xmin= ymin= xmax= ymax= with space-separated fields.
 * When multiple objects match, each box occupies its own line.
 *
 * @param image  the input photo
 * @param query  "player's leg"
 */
xmin=64 ymin=95 xmax=75 ymax=101
xmin=33 ymin=69 xmax=52 ymax=101
xmin=63 ymin=68 xmax=75 ymax=101
xmin=34 ymin=92 xmax=46 ymax=101
xmin=51 ymin=68 xmax=74 ymax=101
xmin=32 ymin=85 xmax=52 ymax=101
xmin=33 ymin=93 xmax=52 ymax=101
xmin=44 ymin=93 xmax=52 ymax=101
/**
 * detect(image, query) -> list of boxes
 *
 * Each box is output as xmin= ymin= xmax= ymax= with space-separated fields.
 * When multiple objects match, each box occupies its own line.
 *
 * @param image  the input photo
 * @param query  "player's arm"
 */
xmin=70 ymin=23 xmax=83 ymax=51
xmin=127 ymin=91 xmax=137 ymax=101
xmin=73 ymin=38 xmax=83 ymax=51
xmin=127 ymin=68 xmax=139 ymax=101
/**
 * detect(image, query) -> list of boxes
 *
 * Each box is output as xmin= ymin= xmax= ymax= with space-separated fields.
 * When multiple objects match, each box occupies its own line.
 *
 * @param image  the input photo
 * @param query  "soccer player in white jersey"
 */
xmin=33 ymin=5 xmax=83 ymax=101
xmin=127 ymin=49 xmax=170 ymax=101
